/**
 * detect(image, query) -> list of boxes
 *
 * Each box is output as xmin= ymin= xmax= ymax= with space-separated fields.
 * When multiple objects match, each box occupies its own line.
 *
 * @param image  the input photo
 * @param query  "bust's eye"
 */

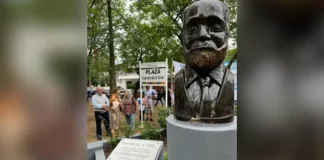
xmin=210 ymin=24 xmax=223 ymax=32
xmin=187 ymin=26 xmax=197 ymax=34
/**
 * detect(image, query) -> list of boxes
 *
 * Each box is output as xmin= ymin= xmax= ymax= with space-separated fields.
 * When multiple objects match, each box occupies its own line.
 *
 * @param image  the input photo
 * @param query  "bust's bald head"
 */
xmin=182 ymin=0 xmax=229 ymax=73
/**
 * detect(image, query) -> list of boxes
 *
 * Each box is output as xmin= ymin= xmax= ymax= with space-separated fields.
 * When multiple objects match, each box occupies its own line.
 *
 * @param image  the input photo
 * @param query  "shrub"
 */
xmin=234 ymin=105 xmax=238 ymax=116
xmin=121 ymin=124 xmax=136 ymax=138
xmin=157 ymin=107 xmax=170 ymax=129
xmin=109 ymin=137 xmax=120 ymax=149
xmin=135 ymin=120 xmax=141 ymax=127
xmin=141 ymin=122 xmax=161 ymax=140
xmin=169 ymin=107 xmax=174 ymax=114
xmin=164 ymin=152 xmax=168 ymax=160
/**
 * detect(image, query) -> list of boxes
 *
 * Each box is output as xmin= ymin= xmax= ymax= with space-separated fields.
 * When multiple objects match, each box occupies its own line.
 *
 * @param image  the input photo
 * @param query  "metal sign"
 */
xmin=139 ymin=59 xmax=168 ymax=123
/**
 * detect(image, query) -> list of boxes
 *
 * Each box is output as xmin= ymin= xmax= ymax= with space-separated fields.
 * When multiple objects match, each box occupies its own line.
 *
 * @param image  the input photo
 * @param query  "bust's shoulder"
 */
xmin=175 ymin=68 xmax=185 ymax=81
xmin=225 ymin=68 xmax=234 ymax=84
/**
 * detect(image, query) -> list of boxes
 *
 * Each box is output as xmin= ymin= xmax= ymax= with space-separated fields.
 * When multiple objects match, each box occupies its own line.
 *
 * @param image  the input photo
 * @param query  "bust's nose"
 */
xmin=197 ymin=25 xmax=211 ymax=40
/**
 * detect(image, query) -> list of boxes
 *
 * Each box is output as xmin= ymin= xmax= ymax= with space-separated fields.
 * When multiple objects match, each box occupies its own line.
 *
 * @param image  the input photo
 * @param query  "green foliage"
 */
xmin=135 ymin=121 xmax=141 ymax=128
xmin=234 ymin=105 xmax=238 ymax=116
xmin=87 ymin=0 xmax=126 ymax=86
xmin=225 ymin=0 xmax=238 ymax=40
xmin=164 ymin=152 xmax=168 ymax=160
xmin=127 ymin=83 xmax=136 ymax=89
xmin=87 ymin=0 xmax=238 ymax=82
xmin=118 ymin=0 xmax=190 ymax=71
xmin=225 ymin=48 xmax=237 ymax=61
xmin=109 ymin=137 xmax=121 ymax=149
xmin=141 ymin=122 xmax=161 ymax=140
xmin=120 ymin=123 xmax=136 ymax=138
xmin=221 ymin=0 xmax=237 ymax=63
xmin=157 ymin=107 xmax=170 ymax=129
xmin=88 ymin=51 xmax=109 ymax=85
xmin=121 ymin=0 xmax=237 ymax=70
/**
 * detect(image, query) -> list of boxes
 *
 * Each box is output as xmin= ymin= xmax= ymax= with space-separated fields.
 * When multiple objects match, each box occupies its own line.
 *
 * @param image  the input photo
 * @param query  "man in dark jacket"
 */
xmin=167 ymin=89 xmax=172 ymax=107
xmin=155 ymin=89 xmax=164 ymax=106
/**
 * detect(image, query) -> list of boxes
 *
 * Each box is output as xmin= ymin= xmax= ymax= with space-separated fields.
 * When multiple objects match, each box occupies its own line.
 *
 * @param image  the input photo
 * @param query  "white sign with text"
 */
xmin=139 ymin=59 xmax=169 ymax=117
xmin=107 ymin=138 xmax=164 ymax=160
xmin=140 ymin=62 xmax=167 ymax=85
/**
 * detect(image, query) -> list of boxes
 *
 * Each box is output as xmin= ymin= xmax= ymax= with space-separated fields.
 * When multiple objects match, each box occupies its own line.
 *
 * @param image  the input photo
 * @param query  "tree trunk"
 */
xmin=135 ymin=54 xmax=143 ymax=95
xmin=88 ymin=44 xmax=93 ymax=88
xmin=107 ymin=0 xmax=116 ymax=94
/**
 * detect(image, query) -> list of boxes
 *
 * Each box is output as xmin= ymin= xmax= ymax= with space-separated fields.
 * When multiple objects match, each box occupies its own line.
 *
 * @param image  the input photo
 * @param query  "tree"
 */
xmin=88 ymin=0 xmax=109 ymax=87
xmin=118 ymin=15 xmax=184 ymax=71
xmin=87 ymin=0 xmax=238 ymax=89
xmin=88 ymin=0 xmax=115 ymax=86
xmin=133 ymin=0 xmax=191 ymax=44
xmin=129 ymin=0 xmax=237 ymax=68
xmin=115 ymin=0 xmax=190 ymax=71
xmin=87 ymin=0 xmax=125 ymax=89
xmin=223 ymin=0 xmax=238 ymax=69
xmin=107 ymin=0 xmax=117 ymax=94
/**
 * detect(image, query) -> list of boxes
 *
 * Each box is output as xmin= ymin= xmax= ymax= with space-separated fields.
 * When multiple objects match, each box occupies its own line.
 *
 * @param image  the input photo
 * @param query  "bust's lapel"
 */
xmin=184 ymin=66 xmax=198 ymax=88
xmin=209 ymin=63 xmax=225 ymax=86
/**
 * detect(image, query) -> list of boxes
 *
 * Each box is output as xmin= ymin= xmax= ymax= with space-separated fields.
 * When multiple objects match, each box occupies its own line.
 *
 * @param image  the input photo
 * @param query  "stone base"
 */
xmin=166 ymin=115 xmax=237 ymax=160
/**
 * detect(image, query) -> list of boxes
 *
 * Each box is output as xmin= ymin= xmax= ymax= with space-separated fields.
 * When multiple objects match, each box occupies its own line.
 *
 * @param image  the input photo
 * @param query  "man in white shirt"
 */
xmin=144 ymin=86 xmax=155 ymax=121
xmin=92 ymin=87 xmax=112 ymax=140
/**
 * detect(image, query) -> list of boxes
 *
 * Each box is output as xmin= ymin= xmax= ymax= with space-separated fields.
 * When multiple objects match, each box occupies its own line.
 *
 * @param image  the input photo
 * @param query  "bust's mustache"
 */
xmin=190 ymin=41 xmax=217 ymax=51
xmin=185 ymin=40 xmax=227 ymax=72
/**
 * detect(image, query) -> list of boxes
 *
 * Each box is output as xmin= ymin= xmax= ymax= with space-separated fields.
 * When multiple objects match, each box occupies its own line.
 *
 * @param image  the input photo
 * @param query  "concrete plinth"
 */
xmin=167 ymin=115 xmax=237 ymax=160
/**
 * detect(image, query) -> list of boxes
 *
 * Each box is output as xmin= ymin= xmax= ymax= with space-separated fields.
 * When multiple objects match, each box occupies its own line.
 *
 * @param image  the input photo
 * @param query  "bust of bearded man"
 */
xmin=174 ymin=0 xmax=234 ymax=123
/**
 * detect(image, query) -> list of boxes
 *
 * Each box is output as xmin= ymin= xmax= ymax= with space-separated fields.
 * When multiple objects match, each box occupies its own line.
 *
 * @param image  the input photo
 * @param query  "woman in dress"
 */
xmin=109 ymin=87 xmax=121 ymax=134
xmin=121 ymin=90 xmax=138 ymax=130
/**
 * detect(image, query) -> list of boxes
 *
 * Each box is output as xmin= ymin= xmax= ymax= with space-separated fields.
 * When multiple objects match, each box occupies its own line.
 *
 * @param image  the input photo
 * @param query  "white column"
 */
xmin=167 ymin=115 xmax=237 ymax=160
xmin=139 ymin=61 xmax=143 ymax=123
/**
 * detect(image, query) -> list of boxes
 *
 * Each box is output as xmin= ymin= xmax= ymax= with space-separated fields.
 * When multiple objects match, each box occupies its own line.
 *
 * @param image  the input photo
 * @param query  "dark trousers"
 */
xmin=94 ymin=111 xmax=112 ymax=136
xmin=155 ymin=99 xmax=163 ymax=106
xmin=139 ymin=110 xmax=145 ymax=121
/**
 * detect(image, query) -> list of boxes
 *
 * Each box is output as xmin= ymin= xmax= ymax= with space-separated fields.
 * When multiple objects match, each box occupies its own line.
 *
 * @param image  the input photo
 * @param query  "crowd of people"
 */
xmin=90 ymin=86 xmax=174 ymax=140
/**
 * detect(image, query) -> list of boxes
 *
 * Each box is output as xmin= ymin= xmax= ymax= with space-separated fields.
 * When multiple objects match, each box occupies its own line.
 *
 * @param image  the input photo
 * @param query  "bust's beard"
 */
xmin=185 ymin=48 xmax=227 ymax=73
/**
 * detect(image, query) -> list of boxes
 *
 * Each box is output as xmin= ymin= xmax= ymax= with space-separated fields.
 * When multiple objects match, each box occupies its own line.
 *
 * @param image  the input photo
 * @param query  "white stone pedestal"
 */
xmin=166 ymin=115 xmax=237 ymax=160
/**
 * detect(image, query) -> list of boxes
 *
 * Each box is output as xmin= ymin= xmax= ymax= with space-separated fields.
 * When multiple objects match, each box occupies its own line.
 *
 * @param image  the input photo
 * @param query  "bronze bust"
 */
xmin=174 ymin=0 xmax=234 ymax=123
